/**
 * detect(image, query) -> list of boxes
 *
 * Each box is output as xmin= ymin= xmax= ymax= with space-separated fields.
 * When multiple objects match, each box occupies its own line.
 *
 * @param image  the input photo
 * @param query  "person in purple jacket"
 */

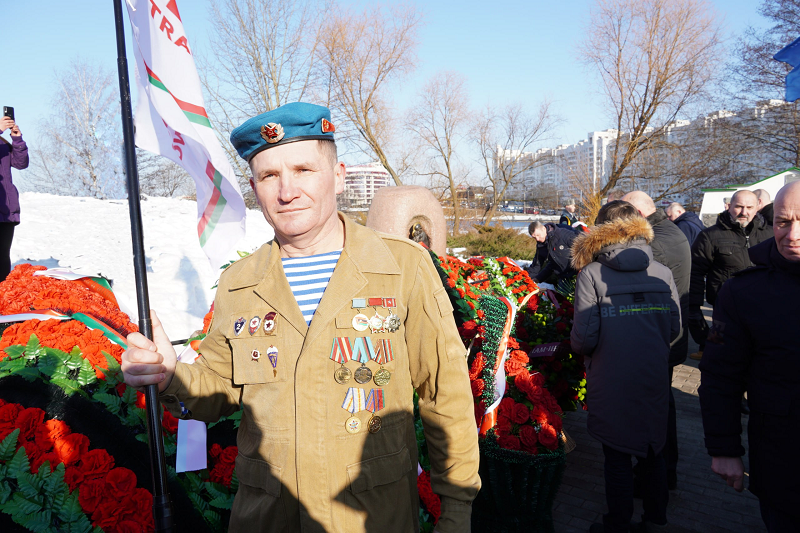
xmin=0 ymin=115 xmax=27 ymax=281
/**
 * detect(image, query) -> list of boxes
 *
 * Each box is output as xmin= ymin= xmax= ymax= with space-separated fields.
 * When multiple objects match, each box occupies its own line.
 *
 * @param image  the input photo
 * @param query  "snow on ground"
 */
xmin=10 ymin=192 xmax=274 ymax=340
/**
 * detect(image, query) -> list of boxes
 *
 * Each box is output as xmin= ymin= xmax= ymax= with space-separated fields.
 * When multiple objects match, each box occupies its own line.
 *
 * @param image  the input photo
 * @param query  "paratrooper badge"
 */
xmin=261 ymin=123 xmax=285 ymax=144
xmin=321 ymin=119 xmax=336 ymax=133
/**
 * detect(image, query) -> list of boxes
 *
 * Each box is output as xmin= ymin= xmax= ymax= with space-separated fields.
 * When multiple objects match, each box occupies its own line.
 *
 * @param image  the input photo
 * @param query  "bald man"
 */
xmin=623 ymin=191 xmax=691 ymax=491
xmin=665 ymin=202 xmax=704 ymax=246
xmin=699 ymin=181 xmax=800 ymax=532
xmin=754 ymin=189 xmax=774 ymax=227
xmin=688 ymin=190 xmax=773 ymax=360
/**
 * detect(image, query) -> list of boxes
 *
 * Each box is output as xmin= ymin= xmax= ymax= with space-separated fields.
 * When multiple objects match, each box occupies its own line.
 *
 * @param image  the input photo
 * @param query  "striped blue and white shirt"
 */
xmin=281 ymin=250 xmax=342 ymax=325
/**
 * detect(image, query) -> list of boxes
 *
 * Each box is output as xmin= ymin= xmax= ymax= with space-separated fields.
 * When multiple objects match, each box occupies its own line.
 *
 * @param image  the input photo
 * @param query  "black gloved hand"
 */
xmin=688 ymin=306 xmax=709 ymax=345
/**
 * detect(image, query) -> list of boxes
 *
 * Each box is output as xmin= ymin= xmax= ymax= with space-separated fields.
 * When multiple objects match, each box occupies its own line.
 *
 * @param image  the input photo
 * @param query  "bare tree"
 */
xmin=580 ymin=0 xmax=724 ymax=199
xmin=136 ymin=149 xmax=194 ymax=197
xmin=476 ymin=102 xmax=558 ymax=224
xmin=27 ymin=60 xmax=123 ymax=199
xmin=722 ymin=0 xmax=800 ymax=169
xmin=319 ymin=5 xmax=422 ymax=186
xmin=200 ymin=0 xmax=330 ymax=194
xmin=410 ymin=71 xmax=470 ymax=235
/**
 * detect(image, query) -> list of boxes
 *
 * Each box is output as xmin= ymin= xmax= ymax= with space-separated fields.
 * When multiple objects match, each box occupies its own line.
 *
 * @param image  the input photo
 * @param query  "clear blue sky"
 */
xmin=4 ymin=0 xmax=767 ymax=166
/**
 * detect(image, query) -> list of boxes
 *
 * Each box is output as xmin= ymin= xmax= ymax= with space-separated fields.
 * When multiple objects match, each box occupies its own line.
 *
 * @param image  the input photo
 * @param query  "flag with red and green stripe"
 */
xmin=127 ymin=0 xmax=246 ymax=270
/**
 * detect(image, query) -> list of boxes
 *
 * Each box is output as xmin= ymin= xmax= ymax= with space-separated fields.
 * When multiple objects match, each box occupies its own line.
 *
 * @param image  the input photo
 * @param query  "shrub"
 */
xmin=447 ymin=225 xmax=537 ymax=260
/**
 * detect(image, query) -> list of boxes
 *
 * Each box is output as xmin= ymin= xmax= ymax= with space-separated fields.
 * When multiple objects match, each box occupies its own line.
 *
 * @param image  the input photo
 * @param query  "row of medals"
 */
xmin=341 ymin=306 xmax=400 ymax=434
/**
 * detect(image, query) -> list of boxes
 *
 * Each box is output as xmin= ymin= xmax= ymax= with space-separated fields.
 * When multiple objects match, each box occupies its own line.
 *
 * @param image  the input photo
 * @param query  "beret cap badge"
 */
xmin=261 ymin=123 xmax=285 ymax=144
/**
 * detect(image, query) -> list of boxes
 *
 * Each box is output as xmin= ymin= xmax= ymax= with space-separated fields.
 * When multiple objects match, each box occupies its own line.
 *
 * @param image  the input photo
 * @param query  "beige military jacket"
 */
xmin=160 ymin=214 xmax=480 ymax=532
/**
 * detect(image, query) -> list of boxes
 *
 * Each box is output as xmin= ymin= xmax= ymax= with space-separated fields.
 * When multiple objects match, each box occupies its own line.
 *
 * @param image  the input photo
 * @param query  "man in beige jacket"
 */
xmin=121 ymin=102 xmax=480 ymax=532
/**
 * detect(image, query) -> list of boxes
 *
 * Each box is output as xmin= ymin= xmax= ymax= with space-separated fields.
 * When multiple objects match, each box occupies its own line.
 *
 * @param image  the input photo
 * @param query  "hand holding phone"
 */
xmin=3 ymin=107 xmax=14 ymax=121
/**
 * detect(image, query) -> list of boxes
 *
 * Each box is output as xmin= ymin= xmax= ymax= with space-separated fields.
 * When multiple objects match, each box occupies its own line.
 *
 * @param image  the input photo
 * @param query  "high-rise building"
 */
xmin=338 ymin=162 xmax=392 ymax=209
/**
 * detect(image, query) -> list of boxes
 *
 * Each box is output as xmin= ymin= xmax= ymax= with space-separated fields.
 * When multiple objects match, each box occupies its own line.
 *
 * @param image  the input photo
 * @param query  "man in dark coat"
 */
xmin=571 ymin=202 xmax=681 ymax=533
xmin=754 ymin=189 xmax=774 ymax=227
xmin=529 ymin=221 xmax=578 ymax=284
xmin=688 ymin=190 xmax=773 ymax=360
xmin=559 ymin=198 xmax=579 ymax=226
xmin=699 ymin=181 xmax=800 ymax=533
xmin=665 ymin=202 xmax=705 ymax=246
xmin=525 ymin=221 xmax=549 ymax=279
xmin=624 ymin=191 xmax=691 ymax=491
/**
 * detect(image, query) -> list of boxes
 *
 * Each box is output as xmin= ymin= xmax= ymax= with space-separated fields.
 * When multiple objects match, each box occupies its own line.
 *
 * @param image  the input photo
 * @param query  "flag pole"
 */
xmin=112 ymin=1 xmax=174 ymax=531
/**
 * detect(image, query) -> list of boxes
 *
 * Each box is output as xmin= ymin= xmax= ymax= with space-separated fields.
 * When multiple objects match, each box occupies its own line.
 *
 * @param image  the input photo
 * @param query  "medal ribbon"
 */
xmin=374 ymin=339 xmax=394 ymax=364
xmin=330 ymin=337 xmax=353 ymax=364
xmin=351 ymin=337 xmax=375 ymax=364
xmin=342 ymin=387 xmax=367 ymax=414
xmin=366 ymin=389 xmax=385 ymax=413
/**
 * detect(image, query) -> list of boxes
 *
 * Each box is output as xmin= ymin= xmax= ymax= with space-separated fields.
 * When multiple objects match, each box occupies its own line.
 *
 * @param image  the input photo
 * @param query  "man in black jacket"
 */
xmin=688 ymin=190 xmax=773 ymax=360
xmin=624 ymin=191 xmax=692 ymax=490
xmin=755 ymin=189 xmax=774 ymax=227
xmin=699 ymin=181 xmax=800 ymax=532
xmin=529 ymin=221 xmax=578 ymax=284
xmin=665 ymin=202 xmax=705 ymax=246
xmin=559 ymin=199 xmax=579 ymax=227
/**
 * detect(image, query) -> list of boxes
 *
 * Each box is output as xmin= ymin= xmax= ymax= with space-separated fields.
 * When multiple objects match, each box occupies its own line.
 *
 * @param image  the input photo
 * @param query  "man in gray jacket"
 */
xmin=571 ymin=201 xmax=681 ymax=533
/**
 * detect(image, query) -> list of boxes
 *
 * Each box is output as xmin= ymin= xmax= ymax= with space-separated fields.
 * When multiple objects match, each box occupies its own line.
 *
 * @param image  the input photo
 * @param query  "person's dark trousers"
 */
xmin=759 ymin=499 xmax=800 ymax=533
xmin=0 ymin=223 xmax=14 ymax=282
xmin=602 ymin=444 xmax=668 ymax=532
xmin=664 ymin=367 xmax=678 ymax=487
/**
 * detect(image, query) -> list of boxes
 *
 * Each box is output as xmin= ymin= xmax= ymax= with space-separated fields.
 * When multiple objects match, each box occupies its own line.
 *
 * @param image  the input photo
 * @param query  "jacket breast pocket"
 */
xmin=230 ymin=338 xmax=288 ymax=385
xmin=345 ymin=447 xmax=414 ymax=531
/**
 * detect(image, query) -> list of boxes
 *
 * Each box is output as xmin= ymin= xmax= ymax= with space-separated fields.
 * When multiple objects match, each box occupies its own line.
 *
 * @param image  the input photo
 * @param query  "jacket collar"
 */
xmin=716 ymin=209 xmax=767 ymax=234
xmin=571 ymin=216 xmax=654 ymax=270
xmin=226 ymin=212 xmax=402 ymax=338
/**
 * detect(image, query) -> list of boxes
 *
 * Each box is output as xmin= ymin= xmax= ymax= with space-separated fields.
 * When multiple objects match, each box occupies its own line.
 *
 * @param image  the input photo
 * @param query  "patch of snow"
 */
xmin=10 ymin=192 xmax=274 ymax=340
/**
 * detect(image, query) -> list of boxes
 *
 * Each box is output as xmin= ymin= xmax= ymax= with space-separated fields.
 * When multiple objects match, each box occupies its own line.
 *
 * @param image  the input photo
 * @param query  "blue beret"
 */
xmin=230 ymin=102 xmax=336 ymax=162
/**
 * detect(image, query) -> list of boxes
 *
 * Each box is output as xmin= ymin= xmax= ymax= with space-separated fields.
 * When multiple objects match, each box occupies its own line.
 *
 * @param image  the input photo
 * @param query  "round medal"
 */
xmin=345 ymin=416 xmax=361 ymax=434
xmin=373 ymin=367 xmax=391 ymax=386
xmin=368 ymin=415 xmax=382 ymax=434
xmin=334 ymin=366 xmax=352 ymax=385
xmin=354 ymin=365 xmax=373 ymax=384
xmin=352 ymin=314 xmax=370 ymax=332
xmin=369 ymin=312 xmax=385 ymax=333
xmin=384 ymin=312 xmax=401 ymax=333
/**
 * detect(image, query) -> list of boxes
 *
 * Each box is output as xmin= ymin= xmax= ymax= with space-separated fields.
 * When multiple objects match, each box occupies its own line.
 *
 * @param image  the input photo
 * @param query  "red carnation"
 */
xmin=218 ymin=445 xmax=238 ymax=466
xmin=538 ymin=422 xmax=559 ymax=450
xmin=548 ymin=412 xmax=564 ymax=433
xmin=162 ymin=410 xmax=179 ymax=435
xmin=106 ymin=467 xmax=139 ymax=500
xmin=526 ymin=385 xmax=545 ymax=405
xmin=64 ymin=466 xmax=85 ymax=491
xmin=474 ymin=402 xmax=486 ymax=426
xmin=16 ymin=407 xmax=45 ymax=442
xmin=514 ymin=372 xmax=534 ymax=395
xmin=468 ymin=353 xmax=486 ymax=380
xmin=552 ymin=360 xmax=563 ymax=372
xmin=79 ymin=448 xmax=115 ymax=480
xmin=530 ymin=405 xmax=550 ymax=426
xmin=92 ymin=499 xmax=126 ymax=531
xmin=497 ymin=434 xmax=521 ymax=451
xmin=135 ymin=391 xmax=147 ymax=409
xmin=417 ymin=471 xmax=441 ymax=524
xmin=495 ymin=415 xmax=512 ymax=437
xmin=519 ymin=425 xmax=539 ymax=453
xmin=531 ymin=372 xmax=545 ymax=387
xmin=209 ymin=443 xmax=222 ymax=459
xmin=54 ymin=433 xmax=90 ymax=466
xmin=510 ymin=402 xmax=530 ymax=425
xmin=79 ymin=477 xmax=106 ymax=513
xmin=471 ymin=379 xmax=485 ymax=397
xmin=34 ymin=419 xmax=70 ymax=452
xmin=497 ymin=397 xmax=516 ymax=417
xmin=504 ymin=357 xmax=526 ymax=377
xmin=555 ymin=321 xmax=567 ymax=333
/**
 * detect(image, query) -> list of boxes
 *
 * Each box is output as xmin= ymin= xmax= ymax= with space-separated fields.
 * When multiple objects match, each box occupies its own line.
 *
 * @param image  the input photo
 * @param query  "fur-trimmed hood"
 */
xmin=571 ymin=216 xmax=655 ymax=270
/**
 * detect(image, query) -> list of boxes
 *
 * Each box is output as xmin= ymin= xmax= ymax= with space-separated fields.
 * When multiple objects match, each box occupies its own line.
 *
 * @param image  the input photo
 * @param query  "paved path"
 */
xmin=553 ymin=309 xmax=765 ymax=532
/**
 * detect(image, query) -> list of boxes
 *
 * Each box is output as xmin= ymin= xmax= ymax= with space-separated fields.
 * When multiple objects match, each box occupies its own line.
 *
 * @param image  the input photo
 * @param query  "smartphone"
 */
xmin=3 ymin=107 xmax=14 ymax=121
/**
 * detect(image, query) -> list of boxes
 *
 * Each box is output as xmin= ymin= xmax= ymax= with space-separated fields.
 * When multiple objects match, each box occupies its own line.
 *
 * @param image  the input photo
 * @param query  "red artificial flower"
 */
xmin=162 ymin=410 xmax=179 ymax=435
xmin=519 ymin=425 xmax=539 ymax=454
xmin=202 ymin=310 xmax=214 ymax=334
xmin=79 ymin=477 xmax=107 ymax=513
xmin=538 ymin=422 xmax=560 ymax=450
xmin=16 ymin=407 xmax=45 ymax=442
xmin=34 ymin=419 xmax=70 ymax=452
xmin=471 ymin=379 xmax=485 ymax=397
xmin=64 ymin=466 xmax=85 ymax=491
xmin=474 ymin=402 xmax=486 ymax=426
xmin=504 ymin=357 xmax=526 ymax=377
xmin=209 ymin=443 xmax=222 ymax=460
xmin=530 ymin=405 xmax=550 ymax=426
xmin=468 ymin=353 xmax=486 ymax=380
xmin=513 ymin=372 xmax=534 ymax=396
xmin=525 ymin=385 xmax=546 ymax=406
xmin=495 ymin=415 xmax=512 ymax=437
xmin=105 ymin=467 xmax=138 ymax=500
xmin=218 ymin=445 xmax=238 ymax=466
xmin=54 ymin=433 xmax=90 ymax=466
xmin=497 ymin=434 xmax=521 ymax=451
xmin=79 ymin=449 xmax=115 ymax=480
xmin=417 ymin=470 xmax=441 ymax=524
xmin=510 ymin=402 xmax=530 ymax=425
xmin=548 ymin=412 xmax=564 ymax=433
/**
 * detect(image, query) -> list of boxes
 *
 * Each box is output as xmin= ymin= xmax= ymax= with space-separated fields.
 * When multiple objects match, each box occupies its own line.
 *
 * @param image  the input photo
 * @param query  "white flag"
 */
xmin=126 ymin=0 xmax=246 ymax=270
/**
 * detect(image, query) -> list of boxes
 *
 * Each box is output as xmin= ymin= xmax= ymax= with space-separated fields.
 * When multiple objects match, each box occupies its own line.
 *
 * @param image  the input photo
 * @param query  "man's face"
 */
xmin=532 ymin=227 xmax=547 ymax=243
xmin=774 ymin=189 xmax=800 ymax=262
xmin=728 ymin=193 xmax=757 ymax=227
xmin=249 ymin=141 xmax=344 ymax=242
xmin=565 ymin=204 xmax=575 ymax=214
xmin=666 ymin=208 xmax=682 ymax=222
